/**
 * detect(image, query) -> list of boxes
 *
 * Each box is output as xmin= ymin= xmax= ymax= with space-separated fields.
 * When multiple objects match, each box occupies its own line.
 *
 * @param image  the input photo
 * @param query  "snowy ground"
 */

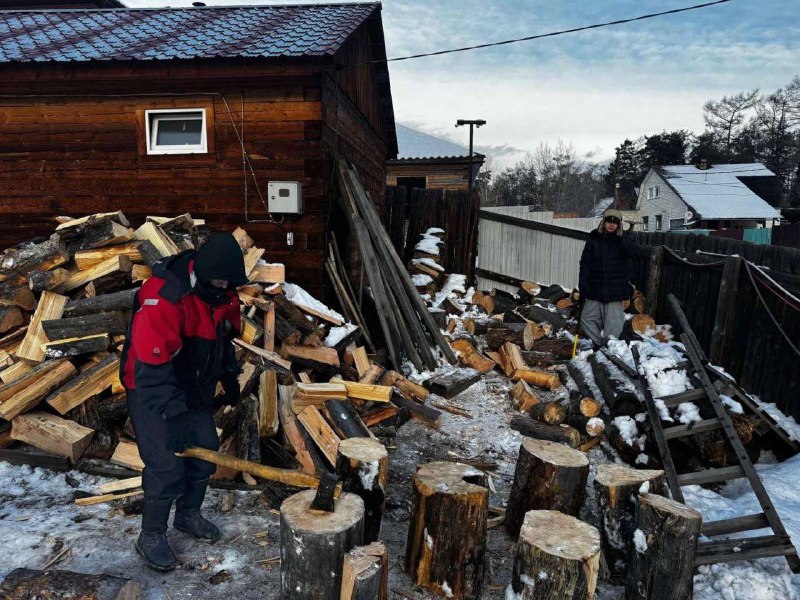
xmin=1 ymin=367 xmax=799 ymax=598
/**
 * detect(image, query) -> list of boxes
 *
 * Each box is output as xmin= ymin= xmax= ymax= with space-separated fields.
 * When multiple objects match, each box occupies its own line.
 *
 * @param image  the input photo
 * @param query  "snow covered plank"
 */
xmin=424 ymin=368 xmax=481 ymax=399
xmin=283 ymin=283 xmax=344 ymax=326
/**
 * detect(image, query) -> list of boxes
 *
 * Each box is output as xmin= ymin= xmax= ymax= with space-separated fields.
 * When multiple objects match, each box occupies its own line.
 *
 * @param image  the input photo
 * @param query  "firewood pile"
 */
xmin=0 ymin=210 xmax=444 ymax=507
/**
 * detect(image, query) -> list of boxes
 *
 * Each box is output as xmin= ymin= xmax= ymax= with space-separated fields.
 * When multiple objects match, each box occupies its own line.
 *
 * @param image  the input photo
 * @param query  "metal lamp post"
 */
xmin=455 ymin=119 xmax=486 ymax=197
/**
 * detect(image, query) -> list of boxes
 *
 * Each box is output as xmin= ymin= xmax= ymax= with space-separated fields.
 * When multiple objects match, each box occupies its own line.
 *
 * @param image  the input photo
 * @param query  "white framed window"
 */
xmin=145 ymin=109 xmax=207 ymax=155
xmin=642 ymin=216 xmax=649 ymax=231
xmin=654 ymin=185 xmax=660 ymax=198
xmin=655 ymin=214 xmax=663 ymax=230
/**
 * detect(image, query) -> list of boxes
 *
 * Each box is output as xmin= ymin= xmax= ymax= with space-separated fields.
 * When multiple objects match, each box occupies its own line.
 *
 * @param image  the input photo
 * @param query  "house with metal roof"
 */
xmin=635 ymin=162 xmax=782 ymax=232
xmin=0 ymin=2 xmax=396 ymax=296
xmin=386 ymin=124 xmax=485 ymax=191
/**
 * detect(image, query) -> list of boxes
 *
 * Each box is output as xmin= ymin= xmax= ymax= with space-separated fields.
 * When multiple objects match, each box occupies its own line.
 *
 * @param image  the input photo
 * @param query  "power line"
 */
xmin=356 ymin=0 xmax=733 ymax=66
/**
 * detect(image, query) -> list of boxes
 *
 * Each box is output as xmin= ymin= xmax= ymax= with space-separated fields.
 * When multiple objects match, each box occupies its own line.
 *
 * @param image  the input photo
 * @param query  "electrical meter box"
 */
xmin=268 ymin=181 xmax=303 ymax=214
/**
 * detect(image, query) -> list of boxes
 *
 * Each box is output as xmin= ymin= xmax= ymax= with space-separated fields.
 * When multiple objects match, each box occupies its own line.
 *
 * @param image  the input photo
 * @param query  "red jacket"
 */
xmin=121 ymin=252 xmax=241 ymax=418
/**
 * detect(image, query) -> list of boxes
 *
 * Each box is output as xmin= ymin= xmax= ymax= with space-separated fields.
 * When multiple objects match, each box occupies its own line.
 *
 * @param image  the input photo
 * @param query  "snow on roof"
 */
xmin=657 ymin=163 xmax=781 ymax=220
xmin=396 ymin=124 xmax=471 ymax=160
xmin=592 ymin=197 xmax=614 ymax=217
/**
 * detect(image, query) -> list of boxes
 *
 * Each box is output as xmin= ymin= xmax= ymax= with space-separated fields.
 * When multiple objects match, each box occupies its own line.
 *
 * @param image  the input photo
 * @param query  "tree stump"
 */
xmin=405 ymin=461 xmax=489 ymax=599
xmin=625 ymin=493 xmax=702 ymax=600
xmin=0 ymin=569 xmax=138 ymax=600
xmin=280 ymin=490 xmax=365 ymax=600
xmin=508 ymin=510 xmax=601 ymax=600
xmin=505 ymin=438 xmax=590 ymax=538
xmin=593 ymin=465 xmax=665 ymax=575
xmin=336 ymin=437 xmax=388 ymax=544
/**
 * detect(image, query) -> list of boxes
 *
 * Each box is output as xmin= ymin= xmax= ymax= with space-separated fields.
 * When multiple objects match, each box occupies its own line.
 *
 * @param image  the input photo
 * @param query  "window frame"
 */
xmin=655 ymin=214 xmax=663 ymax=230
xmin=144 ymin=108 xmax=208 ymax=155
xmin=642 ymin=216 xmax=649 ymax=231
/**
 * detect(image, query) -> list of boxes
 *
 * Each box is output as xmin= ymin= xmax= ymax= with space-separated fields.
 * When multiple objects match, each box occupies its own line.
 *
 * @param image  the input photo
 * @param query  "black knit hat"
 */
xmin=193 ymin=232 xmax=248 ymax=287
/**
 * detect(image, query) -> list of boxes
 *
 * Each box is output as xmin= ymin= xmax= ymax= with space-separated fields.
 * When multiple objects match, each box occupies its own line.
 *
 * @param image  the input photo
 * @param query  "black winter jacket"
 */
xmin=578 ymin=230 xmax=636 ymax=303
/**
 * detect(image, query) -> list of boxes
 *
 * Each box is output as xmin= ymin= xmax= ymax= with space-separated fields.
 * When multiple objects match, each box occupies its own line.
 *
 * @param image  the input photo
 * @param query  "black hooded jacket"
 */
xmin=578 ymin=229 xmax=636 ymax=303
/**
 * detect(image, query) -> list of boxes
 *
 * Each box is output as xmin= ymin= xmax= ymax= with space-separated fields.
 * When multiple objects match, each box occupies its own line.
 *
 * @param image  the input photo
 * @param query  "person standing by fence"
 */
xmin=577 ymin=208 xmax=635 ymax=348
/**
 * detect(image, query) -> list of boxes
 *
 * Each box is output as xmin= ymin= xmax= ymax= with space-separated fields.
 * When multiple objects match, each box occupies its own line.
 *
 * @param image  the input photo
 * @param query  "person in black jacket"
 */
xmin=578 ymin=209 xmax=635 ymax=348
xmin=120 ymin=232 xmax=247 ymax=572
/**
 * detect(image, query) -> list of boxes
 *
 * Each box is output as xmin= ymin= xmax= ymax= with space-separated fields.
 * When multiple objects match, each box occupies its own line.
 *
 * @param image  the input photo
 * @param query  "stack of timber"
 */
xmin=0 ymin=212 xmax=432 ymax=506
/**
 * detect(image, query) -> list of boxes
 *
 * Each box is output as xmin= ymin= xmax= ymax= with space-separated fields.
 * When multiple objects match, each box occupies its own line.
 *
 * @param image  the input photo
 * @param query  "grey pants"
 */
xmin=580 ymin=300 xmax=625 ymax=347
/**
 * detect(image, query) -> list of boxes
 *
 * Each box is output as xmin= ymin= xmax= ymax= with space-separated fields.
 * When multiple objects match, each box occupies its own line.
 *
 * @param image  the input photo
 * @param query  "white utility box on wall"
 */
xmin=268 ymin=181 xmax=303 ymax=214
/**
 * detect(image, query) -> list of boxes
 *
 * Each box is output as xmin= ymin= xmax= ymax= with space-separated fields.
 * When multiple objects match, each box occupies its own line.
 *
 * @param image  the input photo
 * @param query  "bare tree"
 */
xmin=703 ymin=89 xmax=760 ymax=156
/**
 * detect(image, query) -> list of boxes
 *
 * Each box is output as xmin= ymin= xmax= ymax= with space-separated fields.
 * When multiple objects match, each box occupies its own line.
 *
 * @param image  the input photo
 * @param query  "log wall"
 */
xmin=0 ymin=37 xmax=393 ymax=298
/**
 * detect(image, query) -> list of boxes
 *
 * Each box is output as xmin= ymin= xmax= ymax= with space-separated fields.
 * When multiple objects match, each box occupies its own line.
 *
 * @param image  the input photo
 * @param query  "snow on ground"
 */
xmin=2 ymin=336 xmax=800 ymax=598
xmin=686 ymin=454 xmax=800 ymax=599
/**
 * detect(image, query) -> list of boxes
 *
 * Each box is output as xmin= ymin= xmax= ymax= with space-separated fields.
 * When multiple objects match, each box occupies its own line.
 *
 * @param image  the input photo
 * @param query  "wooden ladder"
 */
xmin=629 ymin=293 xmax=800 ymax=573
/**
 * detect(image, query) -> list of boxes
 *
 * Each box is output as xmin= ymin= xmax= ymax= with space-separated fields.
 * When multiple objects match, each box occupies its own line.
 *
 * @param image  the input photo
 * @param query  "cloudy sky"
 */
xmin=125 ymin=0 xmax=800 ymax=169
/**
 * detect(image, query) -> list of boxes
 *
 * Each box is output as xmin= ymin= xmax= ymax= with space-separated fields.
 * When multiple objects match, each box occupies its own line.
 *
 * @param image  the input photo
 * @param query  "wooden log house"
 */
xmin=0 ymin=3 xmax=397 ymax=296
xmin=386 ymin=124 xmax=485 ymax=191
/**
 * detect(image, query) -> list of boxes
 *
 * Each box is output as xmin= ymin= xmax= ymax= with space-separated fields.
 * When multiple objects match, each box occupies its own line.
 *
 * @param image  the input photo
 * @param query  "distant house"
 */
xmin=636 ymin=163 xmax=782 ymax=232
xmin=386 ymin=124 xmax=485 ymax=191
xmin=590 ymin=196 xmax=640 ymax=229
xmin=0 ymin=3 xmax=396 ymax=296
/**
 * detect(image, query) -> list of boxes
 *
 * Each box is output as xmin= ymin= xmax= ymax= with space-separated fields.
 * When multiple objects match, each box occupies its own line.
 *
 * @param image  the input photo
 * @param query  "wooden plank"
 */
xmin=702 ymin=513 xmax=770 ymax=537
xmin=659 ymin=388 xmax=707 ymax=408
xmin=709 ymin=256 xmax=742 ymax=365
xmin=297 ymin=406 xmax=340 ymax=466
xmin=695 ymin=535 xmax=795 ymax=566
xmin=15 ymin=291 xmax=68 ymax=362
xmin=645 ymin=246 xmax=664 ymax=316
xmin=233 ymin=338 xmax=292 ymax=373
xmin=352 ymin=346 xmax=370 ymax=377
xmin=258 ymin=369 xmax=279 ymax=438
xmin=663 ymin=418 xmax=723 ymax=440
xmin=0 ymin=360 xmax=33 ymax=384
xmin=99 ymin=476 xmax=143 ymax=495
xmin=110 ymin=439 xmax=144 ymax=471
xmin=342 ymin=163 xmax=455 ymax=365
xmin=677 ymin=466 xmax=746 ymax=486
xmin=46 ymin=354 xmax=119 ymax=415
xmin=262 ymin=300 xmax=276 ymax=353
xmin=11 ymin=411 xmax=94 ymax=461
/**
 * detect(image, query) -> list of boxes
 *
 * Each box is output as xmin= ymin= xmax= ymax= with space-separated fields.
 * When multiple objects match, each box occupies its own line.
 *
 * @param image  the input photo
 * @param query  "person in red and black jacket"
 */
xmin=120 ymin=232 xmax=247 ymax=572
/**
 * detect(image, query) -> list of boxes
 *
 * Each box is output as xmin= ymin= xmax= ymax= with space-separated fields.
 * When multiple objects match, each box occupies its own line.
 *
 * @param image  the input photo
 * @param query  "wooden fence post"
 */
xmin=645 ymin=246 xmax=663 ymax=317
xmin=710 ymin=256 xmax=742 ymax=365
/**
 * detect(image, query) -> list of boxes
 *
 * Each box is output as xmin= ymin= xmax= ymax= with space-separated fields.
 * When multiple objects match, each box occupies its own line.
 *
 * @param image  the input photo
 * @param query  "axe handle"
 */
xmin=179 ymin=446 xmax=338 ymax=492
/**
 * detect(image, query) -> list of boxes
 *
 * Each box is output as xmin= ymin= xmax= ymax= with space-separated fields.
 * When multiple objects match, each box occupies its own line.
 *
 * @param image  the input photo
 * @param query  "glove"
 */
xmin=165 ymin=412 xmax=194 ymax=454
xmin=221 ymin=374 xmax=241 ymax=407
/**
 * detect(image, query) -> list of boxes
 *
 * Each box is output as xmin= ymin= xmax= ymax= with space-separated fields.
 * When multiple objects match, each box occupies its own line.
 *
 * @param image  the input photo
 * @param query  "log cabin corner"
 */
xmin=0 ymin=3 xmax=397 ymax=297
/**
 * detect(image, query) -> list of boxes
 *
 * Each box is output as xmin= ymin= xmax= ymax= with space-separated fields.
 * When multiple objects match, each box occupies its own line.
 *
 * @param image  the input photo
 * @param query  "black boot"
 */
xmin=174 ymin=479 xmax=221 ymax=543
xmin=136 ymin=499 xmax=178 ymax=572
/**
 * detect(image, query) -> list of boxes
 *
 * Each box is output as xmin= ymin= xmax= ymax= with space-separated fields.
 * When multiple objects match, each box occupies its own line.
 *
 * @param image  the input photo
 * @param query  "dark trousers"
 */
xmin=127 ymin=389 xmax=219 ymax=502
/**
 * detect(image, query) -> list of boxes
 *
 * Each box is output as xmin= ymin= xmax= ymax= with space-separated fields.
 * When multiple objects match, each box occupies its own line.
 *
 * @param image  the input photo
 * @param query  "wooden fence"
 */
xmin=384 ymin=186 xmax=479 ymax=279
xmin=476 ymin=218 xmax=800 ymax=421
xmin=628 ymin=232 xmax=800 ymax=421
xmin=476 ymin=209 xmax=591 ymax=292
